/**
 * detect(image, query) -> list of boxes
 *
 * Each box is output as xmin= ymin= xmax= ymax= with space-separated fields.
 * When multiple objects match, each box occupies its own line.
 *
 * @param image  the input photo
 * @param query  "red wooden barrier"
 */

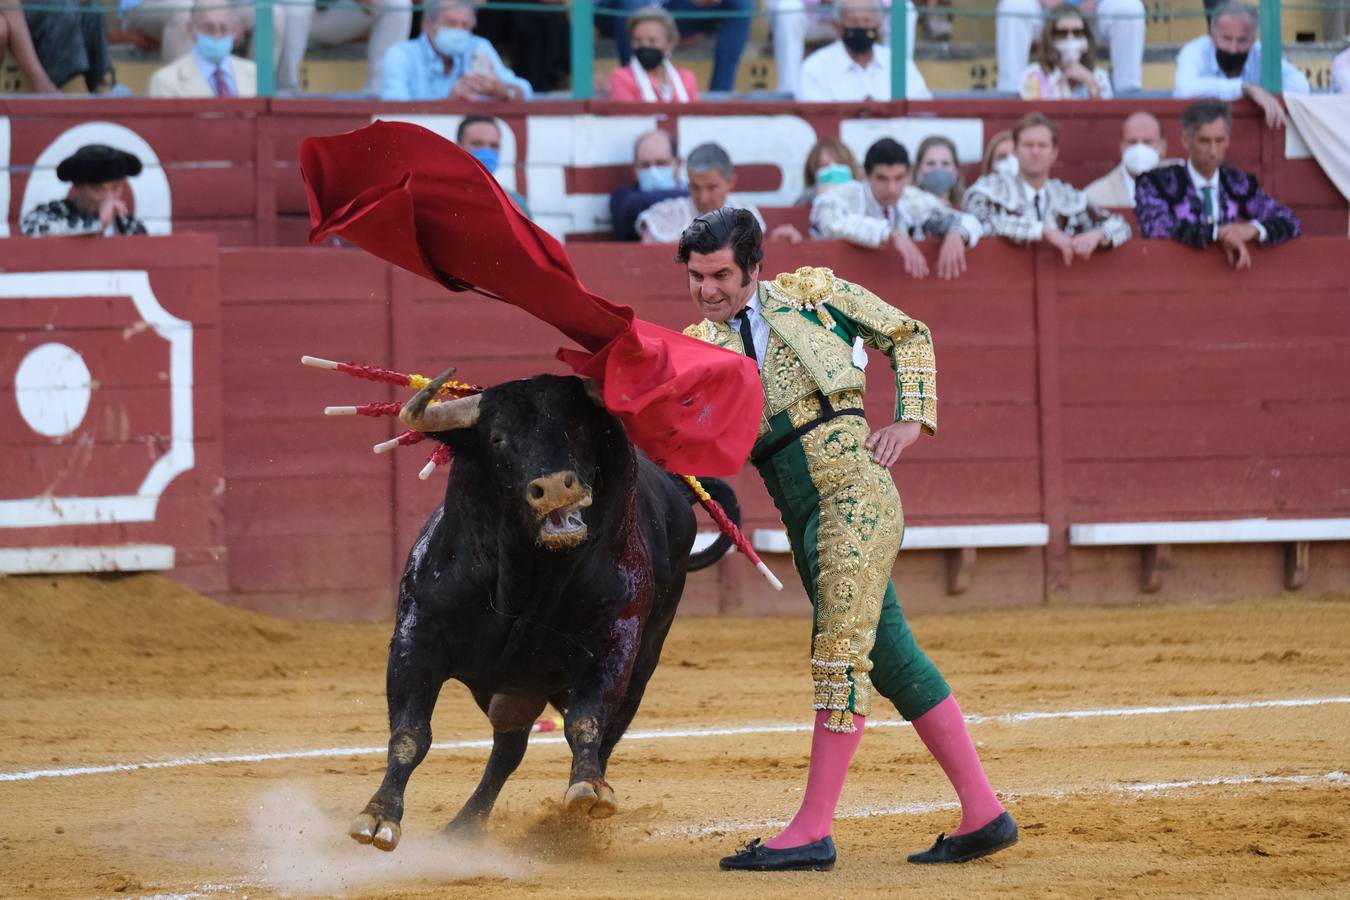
xmin=0 ymin=235 xmax=225 ymax=591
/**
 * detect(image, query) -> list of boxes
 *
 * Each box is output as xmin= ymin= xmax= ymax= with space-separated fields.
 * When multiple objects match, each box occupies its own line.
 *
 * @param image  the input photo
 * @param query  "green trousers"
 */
xmin=755 ymin=407 xmax=951 ymax=725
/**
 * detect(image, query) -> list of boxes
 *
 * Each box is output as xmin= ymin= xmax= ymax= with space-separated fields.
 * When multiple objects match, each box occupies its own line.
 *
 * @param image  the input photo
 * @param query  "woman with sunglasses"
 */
xmin=1019 ymin=3 xmax=1113 ymax=100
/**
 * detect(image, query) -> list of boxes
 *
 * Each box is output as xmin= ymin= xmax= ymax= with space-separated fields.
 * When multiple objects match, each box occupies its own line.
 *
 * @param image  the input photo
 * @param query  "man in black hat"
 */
xmin=21 ymin=145 xmax=149 ymax=238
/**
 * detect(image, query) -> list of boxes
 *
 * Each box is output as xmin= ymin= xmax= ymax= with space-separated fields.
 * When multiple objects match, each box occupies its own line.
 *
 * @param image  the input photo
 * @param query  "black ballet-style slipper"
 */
xmin=719 ymin=836 xmax=837 ymax=872
xmin=907 ymin=811 xmax=1018 ymax=864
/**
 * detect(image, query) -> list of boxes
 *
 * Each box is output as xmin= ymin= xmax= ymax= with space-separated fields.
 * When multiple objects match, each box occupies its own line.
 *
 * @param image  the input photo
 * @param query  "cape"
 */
xmin=299 ymin=121 xmax=760 ymax=476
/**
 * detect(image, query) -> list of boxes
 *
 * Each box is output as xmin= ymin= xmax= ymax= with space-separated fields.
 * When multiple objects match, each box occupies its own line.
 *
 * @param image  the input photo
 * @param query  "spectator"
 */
xmin=797 ymin=0 xmax=931 ymax=101
xmin=608 ymin=7 xmax=699 ymax=102
xmin=380 ymin=0 xmax=531 ymax=101
xmin=914 ymin=135 xmax=965 ymax=207
xmin=981 ymin=130 xmax=1017 ymax=177
xmin=811 ymin=137 xmax=983 ymax=280
xmin=123 ymin=0 xmax=281 ymax=75
xmin=1 ymin=5 xmax=60 ymax=92
xmin=21 ymin=145 xmax=148 ymax=237
xmin=637 ymin=142 xmax=802 ymax=244
xmin=1020 ymin=4 xmax=1112 ymax=99
xmin=598 ymin=0 xmax=750 ymax=93
xmin=1135 ymin=100 xmax=1299 ymax=270
xmin=796 ymin=137 xmax=863 ymax=205
xmin=149 ymin=3 xmax=257 ymax=98
xmin=457 ymin=115 xmax=529 ymax=217
xmin=772 ymin=0 xmax=918 ymax=97
xmin=1084 ymin=111 xmax=1173 ymax=208
xmin=610 ymin=130 xmax=688 ymax=241
xmin=474 ymin=0 xmax=570 ymax=93
xmin=1174 ymin=3 xmax=1309 ymax=129
xmin=996 ymin=0 xmax=1144 ymax=95
xmin=281 ymin=0 xmax=414 ymax=96
xmin=964 ymin=112 xmax=1131 ymax=265
xmin=24 ymin=0 xmax=111 ymax=92
xmin=1334 ymin=45 xmax=1350 ymax=94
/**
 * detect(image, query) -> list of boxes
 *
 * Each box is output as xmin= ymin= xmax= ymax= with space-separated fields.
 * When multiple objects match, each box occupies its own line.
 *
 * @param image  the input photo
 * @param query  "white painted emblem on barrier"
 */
xmin=21 ymin=123 xmax=173 ymax=236
xmin=14 ymin=343 xmax=92 ymax=438
xmin=0 ymin=271 xmax=194 ymax=528
xmin=840 ymin=119 xmax=986 ymax=172
xmin=677 ymin=115 xmax=817 ymax=209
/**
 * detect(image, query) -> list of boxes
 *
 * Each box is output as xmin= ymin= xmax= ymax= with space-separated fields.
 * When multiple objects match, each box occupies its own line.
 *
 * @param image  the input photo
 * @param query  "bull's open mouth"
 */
xmin=538 ymin=504 xmax=588 ymax=548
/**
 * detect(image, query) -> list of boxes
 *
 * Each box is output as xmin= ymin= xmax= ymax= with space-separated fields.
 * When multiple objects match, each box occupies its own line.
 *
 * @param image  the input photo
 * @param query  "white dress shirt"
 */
xmin=1173 ymin=36 xmax=1310 ymax=100
xmin=796 ymin=40 xmax=931 ymax=101
xmin=1187 ymin=160 xmax=1267 ymax=243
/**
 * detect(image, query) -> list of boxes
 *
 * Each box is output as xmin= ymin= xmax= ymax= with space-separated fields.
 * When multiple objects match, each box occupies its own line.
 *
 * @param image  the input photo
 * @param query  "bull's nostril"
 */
xmin=564 ymin=474 xmax=575 ymax=488
xmin=529 ymin=483 xmax=545 ymax=501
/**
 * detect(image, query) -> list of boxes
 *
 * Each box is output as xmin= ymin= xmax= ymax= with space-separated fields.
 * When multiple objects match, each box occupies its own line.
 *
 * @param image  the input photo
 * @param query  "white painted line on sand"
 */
xmin=3 ymin=696 xmax=1348 ymax=784
xmin=656 ymin=771 xmax=1350 ymax=838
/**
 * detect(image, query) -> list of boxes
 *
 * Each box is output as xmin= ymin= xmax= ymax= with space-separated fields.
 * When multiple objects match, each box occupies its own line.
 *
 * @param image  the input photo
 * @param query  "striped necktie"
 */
xmin=212 ymin=66 xmax=232 ymax=98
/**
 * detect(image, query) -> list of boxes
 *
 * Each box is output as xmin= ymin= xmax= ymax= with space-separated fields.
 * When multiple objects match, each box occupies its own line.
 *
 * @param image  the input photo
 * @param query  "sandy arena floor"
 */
xmin=1 ymin=574 xmax=1348 ymax=898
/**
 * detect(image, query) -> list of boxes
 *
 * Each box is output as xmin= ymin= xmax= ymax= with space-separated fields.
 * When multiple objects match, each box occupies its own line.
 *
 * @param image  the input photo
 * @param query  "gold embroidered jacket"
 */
xmin=682 ymin=266 xmax=937 ymax=435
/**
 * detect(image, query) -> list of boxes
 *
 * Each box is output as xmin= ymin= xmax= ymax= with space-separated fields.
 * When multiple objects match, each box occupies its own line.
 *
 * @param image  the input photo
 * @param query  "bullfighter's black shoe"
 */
xmin=907 ymin=811 xmax=1018 ymax=864
xmin=719 ymin=836 xmax=837 ymax=872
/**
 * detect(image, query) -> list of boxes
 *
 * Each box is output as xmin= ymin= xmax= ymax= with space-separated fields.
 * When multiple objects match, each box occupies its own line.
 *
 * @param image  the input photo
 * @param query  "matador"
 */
xmin=677 ymin=209 xmax=1019 ymax=872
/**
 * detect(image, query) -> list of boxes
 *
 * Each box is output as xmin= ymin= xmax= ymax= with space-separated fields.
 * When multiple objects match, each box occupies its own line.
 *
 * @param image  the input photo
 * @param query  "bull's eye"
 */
xmin=563 ymin=474 xmax=575 ymax=489
xmin=490 ymin=433 xmax=506 ymax=448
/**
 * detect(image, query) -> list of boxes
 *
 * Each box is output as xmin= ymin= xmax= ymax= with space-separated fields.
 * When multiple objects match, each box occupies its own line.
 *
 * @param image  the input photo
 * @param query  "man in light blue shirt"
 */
xmin=1174 ymin=3 xmax=1309 ymax=130
xmin=380 ymin=0 xmax=532 ymax=102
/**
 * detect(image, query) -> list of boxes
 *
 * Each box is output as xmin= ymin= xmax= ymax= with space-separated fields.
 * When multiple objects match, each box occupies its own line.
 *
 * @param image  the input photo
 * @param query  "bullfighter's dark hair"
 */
xmin=863 ymin=138 xmax=909 ymax=175
xmin=1181 ymin=99 xmax=1232 ymax=136
xmin=674 ymin=208 xmax=764 ymax=283
xmin=456 ymin=114 xmax=498 ymax=144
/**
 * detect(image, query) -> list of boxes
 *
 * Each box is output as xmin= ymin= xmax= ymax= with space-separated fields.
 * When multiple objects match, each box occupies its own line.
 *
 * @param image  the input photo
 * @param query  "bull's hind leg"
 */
xmin=350 ymin=620 xmax=448 ymax=852
xmin=443 ymin=694 xmax=545 ymax=836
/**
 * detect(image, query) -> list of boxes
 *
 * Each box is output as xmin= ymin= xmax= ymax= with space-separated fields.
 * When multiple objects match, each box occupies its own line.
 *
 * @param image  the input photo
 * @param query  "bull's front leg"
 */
xmin=562 ymin=613 xmax=643 ymax=819
xmin=350 ymin=613 xmax=448 ymax=851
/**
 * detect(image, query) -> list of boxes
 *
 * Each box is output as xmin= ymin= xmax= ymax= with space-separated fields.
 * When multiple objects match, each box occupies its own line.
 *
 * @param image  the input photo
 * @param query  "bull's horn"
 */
xmin=400 ymin=392 xmax=481 ymax=432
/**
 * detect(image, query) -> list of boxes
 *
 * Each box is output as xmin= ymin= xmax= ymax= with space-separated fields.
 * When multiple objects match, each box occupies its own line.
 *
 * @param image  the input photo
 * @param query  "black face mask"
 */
xmin=1214 ymin=47 xmax=1249 ymax=76
xmin=633 ymin=46 xmax=665 ymax=71
xmin=841 ymin=27 xmax=877 ymax=54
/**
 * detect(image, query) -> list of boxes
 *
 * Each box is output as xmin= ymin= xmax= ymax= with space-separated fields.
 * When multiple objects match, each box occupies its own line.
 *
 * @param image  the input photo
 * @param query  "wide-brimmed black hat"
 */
xmin=56 ymin=144 xmax=143 ymax=184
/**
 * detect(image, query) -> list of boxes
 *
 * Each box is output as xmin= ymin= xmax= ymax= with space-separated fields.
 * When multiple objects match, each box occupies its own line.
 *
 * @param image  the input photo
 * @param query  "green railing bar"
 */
xmin=255 ymin=0 xmax=275 ymax=97
xmin=1259 ymin=0 xmax=1283 ymax=93
xmin=570 ymin=0 xmax=594 ymax=100
xmin=890 ymin=1 xmax=906 ymax=100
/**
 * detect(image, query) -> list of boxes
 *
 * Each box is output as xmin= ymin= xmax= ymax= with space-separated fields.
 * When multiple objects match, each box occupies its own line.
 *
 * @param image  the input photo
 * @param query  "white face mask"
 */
xmin=1054 ymin=37 xmax=1089 ymax=66
xmin=993 ymin=155 xmax=1019 ymax=178
xmin=1121 ymin=142 xmax=1161 ymax=176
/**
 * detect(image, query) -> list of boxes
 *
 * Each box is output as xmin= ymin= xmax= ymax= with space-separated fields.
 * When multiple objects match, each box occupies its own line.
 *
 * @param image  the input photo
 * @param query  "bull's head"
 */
xmin=400 ymin=370 xmax=620 ymax=551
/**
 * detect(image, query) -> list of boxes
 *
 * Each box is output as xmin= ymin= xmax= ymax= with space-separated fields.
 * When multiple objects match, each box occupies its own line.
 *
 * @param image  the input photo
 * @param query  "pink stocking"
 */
xmin=764 ymin=710 xmax=865 ymax=849
xmin=911 ymin=694 xmax=1004 ymax=835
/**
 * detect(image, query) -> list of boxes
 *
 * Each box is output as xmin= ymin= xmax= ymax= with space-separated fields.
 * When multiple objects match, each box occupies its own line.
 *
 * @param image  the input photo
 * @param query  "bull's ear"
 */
xmin=580 ymin=376 xmax=606 ymax=409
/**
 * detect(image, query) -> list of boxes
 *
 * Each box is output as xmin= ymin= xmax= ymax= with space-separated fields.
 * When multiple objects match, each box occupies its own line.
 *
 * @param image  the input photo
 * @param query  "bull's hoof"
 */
xmin=349 ymin=812 xmax=402 ymax=851
xmin=564 ymin=781 xmax=618 ymax=819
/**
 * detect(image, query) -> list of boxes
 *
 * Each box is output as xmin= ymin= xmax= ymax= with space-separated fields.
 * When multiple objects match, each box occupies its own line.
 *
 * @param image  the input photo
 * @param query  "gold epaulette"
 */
xmin=766 ymin=266 xmax=836 ymax=312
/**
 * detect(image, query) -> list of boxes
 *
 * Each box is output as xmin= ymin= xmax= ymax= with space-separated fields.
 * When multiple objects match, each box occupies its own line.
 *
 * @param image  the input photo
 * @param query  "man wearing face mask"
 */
xmin=811 ymin=138 xmax=981 ymax=281
xmin=380 ymin=0 xmax=532 ymax=102
xmin=964 ymin=112 xmax=1130 ymax=266
xmin=1084 ymin=111 xmax=1181 ymax=209
xmin=149 ymin=2 xmax=256 ymax=98
xmin=21 ymin=145 xmax=148 ymax=237
xmin=797 ymin=0 xmax=931 ymax=101
xmin=456 ymin=115 xmax=530 ymax=218
xmin=1174 ymin=3 xmax=1308 ymax=130
xmin=610 ymin=130 xmax=689 ymax=241
xmin=1135 ymin=100 xmax=1300 ymax=271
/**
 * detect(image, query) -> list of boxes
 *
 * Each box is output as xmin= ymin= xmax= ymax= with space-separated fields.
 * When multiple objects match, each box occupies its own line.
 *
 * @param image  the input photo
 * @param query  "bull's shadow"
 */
xmin=349 ymin=373 xmax=737 ymax=852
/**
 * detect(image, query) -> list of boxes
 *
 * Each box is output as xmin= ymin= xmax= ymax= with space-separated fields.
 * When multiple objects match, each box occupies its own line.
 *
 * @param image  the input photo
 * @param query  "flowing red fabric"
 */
xmin=299 ymin=121 xmax=759 ymax=476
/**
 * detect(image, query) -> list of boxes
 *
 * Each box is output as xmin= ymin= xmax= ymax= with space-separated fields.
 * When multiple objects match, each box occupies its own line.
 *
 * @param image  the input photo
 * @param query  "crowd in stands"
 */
xmin=0 ymin=0 xmax=1341 ymax=100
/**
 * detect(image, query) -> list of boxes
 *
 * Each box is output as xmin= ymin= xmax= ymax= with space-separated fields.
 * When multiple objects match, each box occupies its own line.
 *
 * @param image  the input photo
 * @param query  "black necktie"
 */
xmin=736 ymin=308 xmax=757 ymax=364
xmin=1034 ymin=193 xmax=1044 ymax=221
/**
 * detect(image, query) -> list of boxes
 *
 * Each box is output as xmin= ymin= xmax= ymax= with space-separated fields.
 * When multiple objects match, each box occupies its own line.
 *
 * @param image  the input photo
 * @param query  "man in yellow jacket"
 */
xmin=148 ymin=2 xmax=257 ymax=98
xmin=679 ymin=208 xmax=1017 ymax=872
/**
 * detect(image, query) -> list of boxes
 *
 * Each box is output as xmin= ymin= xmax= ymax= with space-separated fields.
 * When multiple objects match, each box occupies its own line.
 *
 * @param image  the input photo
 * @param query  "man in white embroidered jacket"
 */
xmin=964 ymin=112 xmax=1130 ymax=265
xmin=811 ymin=138 xmax=982 ymax=280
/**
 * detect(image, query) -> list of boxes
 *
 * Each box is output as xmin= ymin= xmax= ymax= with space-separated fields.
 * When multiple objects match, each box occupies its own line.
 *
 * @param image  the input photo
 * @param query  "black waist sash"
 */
xmin=750 ymin=393 xmax=866 ymax=469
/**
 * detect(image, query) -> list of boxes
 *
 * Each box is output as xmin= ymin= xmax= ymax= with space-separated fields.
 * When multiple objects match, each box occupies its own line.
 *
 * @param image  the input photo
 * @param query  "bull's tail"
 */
xmin=673 ymin=475 xmax=741 ymax=572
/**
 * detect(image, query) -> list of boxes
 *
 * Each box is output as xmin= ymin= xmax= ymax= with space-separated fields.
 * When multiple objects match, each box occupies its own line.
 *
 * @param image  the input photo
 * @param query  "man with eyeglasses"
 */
xmin=995 ymin=0 xmax=1145 ymax=94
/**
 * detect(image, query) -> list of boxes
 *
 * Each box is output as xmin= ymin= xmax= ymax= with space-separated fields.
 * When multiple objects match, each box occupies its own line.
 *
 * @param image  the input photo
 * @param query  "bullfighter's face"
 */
xmin=685 ymin=246 xmax=760 ymax=323
xmin=1183 ymin=119 xmax=1229 ymax=179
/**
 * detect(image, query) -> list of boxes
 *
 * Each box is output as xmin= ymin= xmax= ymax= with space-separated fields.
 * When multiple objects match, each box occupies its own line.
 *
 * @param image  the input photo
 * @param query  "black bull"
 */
xmin=349 ymin=374 xmax=740 ymax=850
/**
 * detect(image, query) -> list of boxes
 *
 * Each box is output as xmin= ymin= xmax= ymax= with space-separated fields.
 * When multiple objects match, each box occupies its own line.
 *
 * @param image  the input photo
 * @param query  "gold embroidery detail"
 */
xmin=765 ymin=265 xmax=837 ymax=311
